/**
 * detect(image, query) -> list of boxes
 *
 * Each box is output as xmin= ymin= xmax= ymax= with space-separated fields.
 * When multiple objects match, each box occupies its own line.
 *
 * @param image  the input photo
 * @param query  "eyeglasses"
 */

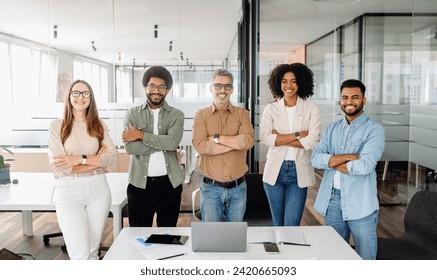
xmin=146 ymin=83 xmax=167 ymax=92
xmin=212 ymin=83 xmax=233 ymax=91
xmin=70 ymin=90 xmax=91 ymax=98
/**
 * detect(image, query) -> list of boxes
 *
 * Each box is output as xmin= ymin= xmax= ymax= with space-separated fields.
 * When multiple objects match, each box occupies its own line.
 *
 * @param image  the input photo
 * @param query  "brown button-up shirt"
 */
xmin=192 ymin=103 xmax=255 ymax=182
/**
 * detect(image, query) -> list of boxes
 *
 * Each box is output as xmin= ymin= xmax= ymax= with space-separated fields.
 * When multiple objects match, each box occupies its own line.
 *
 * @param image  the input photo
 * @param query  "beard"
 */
xmin=341 ymin=102 xmax=364 ymax=116
xmin=146 ymin=92 xmax=165 ymax=106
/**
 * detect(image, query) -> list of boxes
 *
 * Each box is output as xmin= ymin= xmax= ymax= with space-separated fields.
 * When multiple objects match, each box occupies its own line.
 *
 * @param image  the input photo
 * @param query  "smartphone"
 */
xmin=263 ymin=243 xmax=280 ymax=254
xmin=145 ymin=234 xmax=189 ymax=245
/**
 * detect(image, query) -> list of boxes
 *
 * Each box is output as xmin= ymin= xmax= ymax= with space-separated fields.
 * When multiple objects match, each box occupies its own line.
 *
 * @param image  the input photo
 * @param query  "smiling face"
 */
xmin=210 ymin=75 xmax=233 ymax=109
xmin=340 ymin=86 xmax=366 ymax=122
xmin=281 ymin=71 xmax=299 ymax=106
xmin=145 ymin=77 xmax=169 ymax=108
xmin=69 ymin=82 xmax=91 ymax=114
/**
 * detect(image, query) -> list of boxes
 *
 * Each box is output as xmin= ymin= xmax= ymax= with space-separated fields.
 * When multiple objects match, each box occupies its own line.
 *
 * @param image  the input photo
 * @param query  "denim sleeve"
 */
xmin=311 ymin=126 xmax=333 ymax=170
xmin=347 ymin=123 xmax=385 ymax=176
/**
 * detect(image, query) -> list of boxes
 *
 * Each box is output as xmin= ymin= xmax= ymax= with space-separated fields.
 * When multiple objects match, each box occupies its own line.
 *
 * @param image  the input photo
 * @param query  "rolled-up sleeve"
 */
xmin=235 ymin=109 xmax=255 ymax=150
xmin=347 ymin=123 xmax=385 ymax=176
xmin=192 ymin=110 xmax=214 ymax=155
xmin=260 ymin=104 xmax=278 ymax=147
xmin=299 ymin=103 xmax=321 ymax=151
xmin=100 ymin=122 xmax=118 ymax=167
xmin=311 ymin=127 xmax=333 ymax=170
xmin=48 ymin=120 xmax=73 ymax=175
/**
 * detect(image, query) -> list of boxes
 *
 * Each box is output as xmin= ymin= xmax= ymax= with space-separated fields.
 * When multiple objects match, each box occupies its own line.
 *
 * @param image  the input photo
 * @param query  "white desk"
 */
xmin=0 ymin=172 xmax=128 ymax=238
xmin=103 ymin=226 xmax=362 ymax=260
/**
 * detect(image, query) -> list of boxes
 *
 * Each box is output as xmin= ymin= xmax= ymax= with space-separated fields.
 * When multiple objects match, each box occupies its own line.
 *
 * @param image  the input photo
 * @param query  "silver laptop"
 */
xmin=191 ymin=222 xmax=247 ymax=252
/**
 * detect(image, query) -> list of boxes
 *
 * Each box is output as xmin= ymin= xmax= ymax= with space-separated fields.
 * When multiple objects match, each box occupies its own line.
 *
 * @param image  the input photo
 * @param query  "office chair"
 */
xmin=43 ymin=232 xmax=66 ymax=251
xmin=191 ymin=173 xmax=272 ymax=226
xmin=376 ymin=190 xmax=437 ymax=259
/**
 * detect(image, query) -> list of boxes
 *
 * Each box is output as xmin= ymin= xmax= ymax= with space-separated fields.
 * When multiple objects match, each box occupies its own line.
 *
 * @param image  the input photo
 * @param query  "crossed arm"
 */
xmin=328 ymin=154 xmax=360 ymax=174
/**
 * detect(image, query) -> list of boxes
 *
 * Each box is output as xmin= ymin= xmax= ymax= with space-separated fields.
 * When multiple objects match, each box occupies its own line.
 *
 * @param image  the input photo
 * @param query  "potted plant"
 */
xmin=0 ymin=147 xmax=14 ymax=184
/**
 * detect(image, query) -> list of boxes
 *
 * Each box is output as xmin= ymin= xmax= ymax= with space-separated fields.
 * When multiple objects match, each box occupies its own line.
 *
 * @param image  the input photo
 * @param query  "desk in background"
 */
xmin=0 ymin=172 xmax=128 ymax=238
xmin=103 ymin=226 xmax=361 ymax=260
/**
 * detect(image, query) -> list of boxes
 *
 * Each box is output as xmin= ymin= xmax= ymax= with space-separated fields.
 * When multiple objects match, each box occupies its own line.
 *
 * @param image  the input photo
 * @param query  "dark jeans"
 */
xmin=127 ymin=175 xmax=182 ymax=227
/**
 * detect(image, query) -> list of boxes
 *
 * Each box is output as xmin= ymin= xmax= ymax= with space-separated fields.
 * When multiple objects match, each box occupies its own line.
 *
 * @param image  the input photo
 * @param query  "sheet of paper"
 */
xmin=247 ymin=229 xmax=275 ymax=244
xmin=275 ymin=229 xmax=306 ymax=244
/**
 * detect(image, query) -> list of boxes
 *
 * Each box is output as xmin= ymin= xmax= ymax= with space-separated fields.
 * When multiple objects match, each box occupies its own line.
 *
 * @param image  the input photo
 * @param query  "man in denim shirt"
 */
xmin=122 ymin=66 xmax=184 ymax=227
xmin=311 ymin=79 xmax=385 ymax=260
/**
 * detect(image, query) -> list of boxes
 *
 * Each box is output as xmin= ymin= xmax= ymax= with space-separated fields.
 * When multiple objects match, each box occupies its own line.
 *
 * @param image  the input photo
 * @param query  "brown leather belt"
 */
xmin=202 ymin=176 xmax=245 ymax=189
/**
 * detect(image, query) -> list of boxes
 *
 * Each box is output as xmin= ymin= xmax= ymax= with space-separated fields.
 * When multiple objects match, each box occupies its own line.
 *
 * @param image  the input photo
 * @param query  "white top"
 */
xmin=147 ymin=108 xmax=167 ymax=176
xmin=284 ymin=106 xmax=297 ymax=161
xmin=48 ymin=119 xmax=118 ymax=178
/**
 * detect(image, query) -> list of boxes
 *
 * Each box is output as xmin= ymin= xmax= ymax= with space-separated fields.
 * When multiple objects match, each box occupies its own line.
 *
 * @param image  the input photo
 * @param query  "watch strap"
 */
xmin=81 ymin=155 xmax=87 ymax=165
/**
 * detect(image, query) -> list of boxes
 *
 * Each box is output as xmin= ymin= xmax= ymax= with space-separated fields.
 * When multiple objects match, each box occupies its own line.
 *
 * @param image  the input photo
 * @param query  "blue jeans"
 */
xmin=263 ymin=161 xmax=307 ymax=226
xmin=200 ymin=178 xmax=247 ymax=222
xmin=324 ymin=188 xmax=378 ymax=260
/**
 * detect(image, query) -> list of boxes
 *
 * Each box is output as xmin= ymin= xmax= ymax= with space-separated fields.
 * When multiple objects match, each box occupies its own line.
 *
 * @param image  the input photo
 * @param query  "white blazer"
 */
xmin=260 ymin=97 xmax=321 ymax=187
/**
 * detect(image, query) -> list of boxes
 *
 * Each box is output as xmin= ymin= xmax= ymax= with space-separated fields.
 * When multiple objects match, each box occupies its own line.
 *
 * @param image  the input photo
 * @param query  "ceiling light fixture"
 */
xmin=180 ymin=52 xmax=184 ymax=60
xmin=169 ymin=41 xmax=173 ymax=52
xmin=154 ymin=25 xmax=158 ymax=38
xmin=91 ymin=41 xmax=97 ymax=51
xmin=53 ymin=25 xmax=57 ymax=39
xmin=186 ymin=58 xmax=189 ymax=66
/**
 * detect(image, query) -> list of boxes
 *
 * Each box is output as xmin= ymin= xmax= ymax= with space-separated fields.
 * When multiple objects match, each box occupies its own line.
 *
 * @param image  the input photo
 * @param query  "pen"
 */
xmin=282 ymin=242 xmax=311 ymax=247
xmin=158 ymin=253 xmax=187 ymax=260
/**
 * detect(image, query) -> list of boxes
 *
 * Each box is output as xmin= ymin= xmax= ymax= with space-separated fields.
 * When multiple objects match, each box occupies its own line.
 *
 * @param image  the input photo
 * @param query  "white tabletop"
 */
xmin=0 ymin=172 xmax=128 ymax=237
xmin=103 ymin=226 xmax=362 ymax=260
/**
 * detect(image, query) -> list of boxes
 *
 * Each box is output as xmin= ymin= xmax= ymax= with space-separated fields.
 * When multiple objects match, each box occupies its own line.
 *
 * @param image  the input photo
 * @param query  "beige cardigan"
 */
xmin=260 ymin=97 xmax=321 ymax=187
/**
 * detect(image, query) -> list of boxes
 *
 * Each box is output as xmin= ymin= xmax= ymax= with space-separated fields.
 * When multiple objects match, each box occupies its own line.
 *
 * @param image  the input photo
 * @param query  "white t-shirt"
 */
xmin=284 ymin=106 xmax=297 ymax=161
xmin=147 ymin=108 xmax=167 ymax=177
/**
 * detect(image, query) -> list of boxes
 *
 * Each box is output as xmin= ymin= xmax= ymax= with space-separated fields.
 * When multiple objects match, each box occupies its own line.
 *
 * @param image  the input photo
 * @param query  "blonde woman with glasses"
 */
xmin=48 ymin=80 xmax=118 ymax=260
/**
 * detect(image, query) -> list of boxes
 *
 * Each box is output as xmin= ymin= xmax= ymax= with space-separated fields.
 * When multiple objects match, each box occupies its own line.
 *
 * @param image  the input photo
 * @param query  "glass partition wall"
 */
xmin=259 ymin=0 xmax=437 ymax=207
xmin=0 ymin=0 xmax=242 ymax=150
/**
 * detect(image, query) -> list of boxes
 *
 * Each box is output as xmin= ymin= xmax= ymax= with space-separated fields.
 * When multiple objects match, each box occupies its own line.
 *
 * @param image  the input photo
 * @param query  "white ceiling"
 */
xmin=0 ymin=0 xmax=436 ymax=66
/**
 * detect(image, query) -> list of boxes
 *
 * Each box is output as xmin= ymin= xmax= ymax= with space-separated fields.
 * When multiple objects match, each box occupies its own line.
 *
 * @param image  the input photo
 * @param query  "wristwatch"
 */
xmin=81 ymin=155 xmax=87 ymax=165
xmin=213 ymin=134 xmax=219 ymax=144
xmin=295 ymin=132 xmax=301 ymax=140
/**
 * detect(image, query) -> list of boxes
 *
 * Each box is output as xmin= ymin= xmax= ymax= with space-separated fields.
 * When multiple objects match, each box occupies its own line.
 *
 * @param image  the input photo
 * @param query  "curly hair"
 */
xmin=142 ymin=66 xmax=173 ymax=90
xmin=267 ymin=63 xmax=314 ymax=100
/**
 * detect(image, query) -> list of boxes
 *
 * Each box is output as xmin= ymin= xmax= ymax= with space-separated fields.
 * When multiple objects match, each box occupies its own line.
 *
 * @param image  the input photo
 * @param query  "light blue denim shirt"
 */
xmin=311 ymin=112 xmax=385 ymax=220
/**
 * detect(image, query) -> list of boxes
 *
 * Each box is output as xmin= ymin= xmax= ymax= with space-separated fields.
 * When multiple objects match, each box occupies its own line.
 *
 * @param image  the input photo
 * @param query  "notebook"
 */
xmin=191 ymin=222 xmax=247 ymax=252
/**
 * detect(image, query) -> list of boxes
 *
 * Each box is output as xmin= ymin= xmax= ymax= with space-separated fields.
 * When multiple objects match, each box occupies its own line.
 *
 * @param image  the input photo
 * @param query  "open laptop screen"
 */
xmin=191 ymin=222 xmax=247 ymax=252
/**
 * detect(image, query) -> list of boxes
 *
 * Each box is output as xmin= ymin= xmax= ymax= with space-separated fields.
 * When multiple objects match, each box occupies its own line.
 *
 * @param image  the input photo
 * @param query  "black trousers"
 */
xmin=127 ymin=175 xmax=182 ymax=227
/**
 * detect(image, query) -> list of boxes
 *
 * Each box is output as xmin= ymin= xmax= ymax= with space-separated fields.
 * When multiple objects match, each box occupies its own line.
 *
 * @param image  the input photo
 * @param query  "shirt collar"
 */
xmin=342 ymin=111 xmax=368 ymax=127
xmin=141 ymin=100 xmax=170 ymax=112
xmin=209 ymin=102 xmax=235 ymax=114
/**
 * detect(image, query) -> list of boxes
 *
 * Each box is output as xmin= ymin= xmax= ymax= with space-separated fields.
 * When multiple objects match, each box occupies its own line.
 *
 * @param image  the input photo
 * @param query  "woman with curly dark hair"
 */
xmin=260 ymin=63 xmax=321 ymax=226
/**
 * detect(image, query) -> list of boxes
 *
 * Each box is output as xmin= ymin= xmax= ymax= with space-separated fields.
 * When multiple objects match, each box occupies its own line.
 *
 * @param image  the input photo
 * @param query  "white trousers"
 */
xmin=53 ymin=174 xmax=111 ymax=260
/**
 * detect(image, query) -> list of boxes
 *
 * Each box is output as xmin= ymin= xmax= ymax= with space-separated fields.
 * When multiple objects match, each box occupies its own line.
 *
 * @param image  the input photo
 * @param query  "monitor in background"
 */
xmin=191 ymin=221 xmax=247 ymax=252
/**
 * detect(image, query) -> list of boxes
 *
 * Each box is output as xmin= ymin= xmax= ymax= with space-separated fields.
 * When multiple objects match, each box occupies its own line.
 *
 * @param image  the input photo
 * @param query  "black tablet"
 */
xmin=145 ymin=234 xmax=189 ymax=245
